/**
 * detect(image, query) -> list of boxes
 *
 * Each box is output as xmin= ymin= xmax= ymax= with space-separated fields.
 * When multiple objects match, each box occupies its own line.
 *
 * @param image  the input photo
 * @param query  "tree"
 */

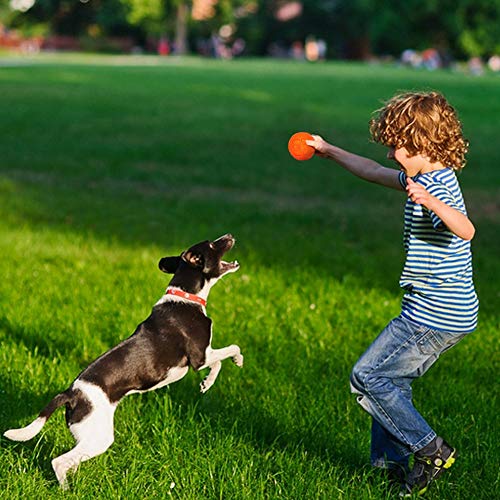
xmin=2 ymin=0 xmax=500 ymax=58
xmin=1 ymin=0 xmax=131 ymax=39
xmin=453 ymin=0 xmax=500 ymax=57
xmin=367 ymin=0 xmax=500 ymax=59
xmin=120 ymin=0 xmax=254 ymax=54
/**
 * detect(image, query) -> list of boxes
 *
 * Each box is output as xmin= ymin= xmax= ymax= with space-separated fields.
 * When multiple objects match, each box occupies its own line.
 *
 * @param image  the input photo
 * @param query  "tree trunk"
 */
xmin=174 ymin=2 xmax=189 ymax=55
xmin=345 ymin=35 xmax=372 ymax=60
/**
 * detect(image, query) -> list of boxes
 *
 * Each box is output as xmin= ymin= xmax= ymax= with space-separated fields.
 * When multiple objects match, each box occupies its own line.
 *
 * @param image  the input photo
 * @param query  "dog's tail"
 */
xmin=4 ymin=391 xmax=72 ymax=442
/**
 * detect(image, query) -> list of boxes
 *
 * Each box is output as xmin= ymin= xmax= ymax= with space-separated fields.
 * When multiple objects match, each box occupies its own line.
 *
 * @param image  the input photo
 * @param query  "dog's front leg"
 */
xmin=198 ymin=345 xmax=243 ymax=393
xmin=203 ymin=345 xmax=244 ymax=368
xmin=200 ymin=360 xmax=221 ymax=393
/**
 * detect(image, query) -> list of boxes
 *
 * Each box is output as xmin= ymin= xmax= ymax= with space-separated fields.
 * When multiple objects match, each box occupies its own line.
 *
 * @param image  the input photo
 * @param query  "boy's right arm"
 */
xmin=306 ymin=135 xmax=403 ymax=191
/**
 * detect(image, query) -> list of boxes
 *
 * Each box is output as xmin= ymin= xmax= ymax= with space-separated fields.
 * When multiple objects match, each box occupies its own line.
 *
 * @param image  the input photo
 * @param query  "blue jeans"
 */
xmin=350 ymin=316 xmax=467 ymax=468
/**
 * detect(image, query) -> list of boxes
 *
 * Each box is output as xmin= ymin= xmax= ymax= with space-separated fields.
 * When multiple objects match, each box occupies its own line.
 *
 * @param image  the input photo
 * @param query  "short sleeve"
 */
xmin=398 ymin=171 xmax=407 ymax=189
xmin=424 ymin=182 xmax=460 ymax=231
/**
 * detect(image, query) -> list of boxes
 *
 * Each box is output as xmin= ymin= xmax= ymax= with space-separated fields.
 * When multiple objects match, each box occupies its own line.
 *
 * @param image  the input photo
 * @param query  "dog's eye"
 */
xmin=209 ymin=242 xmax=215 ymax=250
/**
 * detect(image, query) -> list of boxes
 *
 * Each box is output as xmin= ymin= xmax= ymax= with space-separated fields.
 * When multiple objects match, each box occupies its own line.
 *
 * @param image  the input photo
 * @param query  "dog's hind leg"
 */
xmin=52 ymin=439 xmax=113 ymax=490
xmin=53 ymin=380 xmax=116 ymax=489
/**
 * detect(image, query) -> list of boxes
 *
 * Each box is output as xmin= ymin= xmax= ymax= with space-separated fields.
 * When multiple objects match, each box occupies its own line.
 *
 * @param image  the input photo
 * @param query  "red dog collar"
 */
xmin=166 ymin=287 xmax=207 ymax=307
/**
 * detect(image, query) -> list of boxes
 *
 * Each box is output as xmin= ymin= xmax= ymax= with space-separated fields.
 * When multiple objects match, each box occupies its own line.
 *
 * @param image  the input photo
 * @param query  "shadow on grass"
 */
xmin=6 ymin=170 xmax=499 ymax=319
xmin=0 ymin=316 xmax=80 ymax=361
xmin=0 ymin=371 xmax=364 ymax=492
xmin=1 ymin=171 xmax=405 ymax=293
xmin=0 ymin=373 xmax=51 ymax=427
xmin=0 ymin=371 xmax=68 ymax=490
xmin=155 ymin=371 xmax=367 ymax=475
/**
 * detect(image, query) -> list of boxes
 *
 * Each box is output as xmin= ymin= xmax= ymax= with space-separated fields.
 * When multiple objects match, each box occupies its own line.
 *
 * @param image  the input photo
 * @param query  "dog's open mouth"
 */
xmin=220 ymin=260 xmax=240 ymax=273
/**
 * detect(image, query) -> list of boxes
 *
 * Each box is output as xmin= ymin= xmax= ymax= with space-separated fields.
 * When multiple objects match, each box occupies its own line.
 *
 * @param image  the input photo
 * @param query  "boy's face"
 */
xmin=387 ymin=146 xmax=424 ymax=177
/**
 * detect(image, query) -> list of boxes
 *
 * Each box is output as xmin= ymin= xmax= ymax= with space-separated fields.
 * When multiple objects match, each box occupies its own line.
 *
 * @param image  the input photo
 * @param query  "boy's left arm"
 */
xmin=406 ymin=178 xmax=475 ymax=241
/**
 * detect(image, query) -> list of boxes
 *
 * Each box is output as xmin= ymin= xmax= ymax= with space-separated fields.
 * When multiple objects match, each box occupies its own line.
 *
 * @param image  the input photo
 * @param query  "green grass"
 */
xmin=0 ymin=54 xmax=498 ymax=499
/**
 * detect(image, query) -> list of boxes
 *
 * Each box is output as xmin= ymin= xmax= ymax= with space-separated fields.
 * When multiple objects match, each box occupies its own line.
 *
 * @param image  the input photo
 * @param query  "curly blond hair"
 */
xmin=369 ymin=91 xmax=468 ymax=170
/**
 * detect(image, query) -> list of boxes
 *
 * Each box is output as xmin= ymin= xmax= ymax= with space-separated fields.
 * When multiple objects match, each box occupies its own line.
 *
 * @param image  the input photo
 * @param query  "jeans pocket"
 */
xmin=417 ymin=328 xmax=466 ymax=356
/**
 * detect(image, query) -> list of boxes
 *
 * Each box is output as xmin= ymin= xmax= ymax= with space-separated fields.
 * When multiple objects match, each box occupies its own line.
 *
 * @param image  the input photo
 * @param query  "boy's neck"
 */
xmin=417 ymin=156 xmax=447 ymax=174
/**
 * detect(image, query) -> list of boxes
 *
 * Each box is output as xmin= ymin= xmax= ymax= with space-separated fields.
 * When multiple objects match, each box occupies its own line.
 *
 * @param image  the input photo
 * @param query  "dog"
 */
xmin=4 ymin=234 xmax=243 ymax=488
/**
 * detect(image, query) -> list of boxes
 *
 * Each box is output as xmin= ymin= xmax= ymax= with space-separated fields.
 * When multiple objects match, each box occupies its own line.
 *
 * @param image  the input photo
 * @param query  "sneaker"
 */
xmin=400 ymin=437 xmax=457 ymax=496
xmin=386 ymin=463 xmax=409 ymax=484
xmin=374 ymin=461 xmax=408 ymax=486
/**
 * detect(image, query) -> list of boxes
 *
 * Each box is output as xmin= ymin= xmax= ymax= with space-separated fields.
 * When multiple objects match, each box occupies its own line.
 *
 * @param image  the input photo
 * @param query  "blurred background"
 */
xmin=1 ymin=0 xmax=500 ymax=72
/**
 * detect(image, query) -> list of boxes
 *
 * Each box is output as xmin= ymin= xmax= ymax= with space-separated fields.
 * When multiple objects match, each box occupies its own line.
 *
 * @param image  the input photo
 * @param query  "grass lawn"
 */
xmin=0 ymin=53 xmax=498 ymax=499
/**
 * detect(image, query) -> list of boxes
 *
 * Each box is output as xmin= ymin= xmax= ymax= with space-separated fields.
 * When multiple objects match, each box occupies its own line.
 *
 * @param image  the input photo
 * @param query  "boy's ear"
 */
xmin=181 ymin=250 xmax=204 ymax=269
xmin=158 ymin=256 xmax=182 ymax=274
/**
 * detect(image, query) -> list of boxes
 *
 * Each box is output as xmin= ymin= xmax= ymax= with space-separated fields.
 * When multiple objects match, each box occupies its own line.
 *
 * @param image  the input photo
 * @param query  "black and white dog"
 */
xmin=4 ymin=234 xmax=243 ymax=488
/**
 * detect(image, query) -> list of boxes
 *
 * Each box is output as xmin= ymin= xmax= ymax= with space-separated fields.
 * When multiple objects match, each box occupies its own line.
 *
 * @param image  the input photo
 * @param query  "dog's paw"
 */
xmin=232 ymin=353 xmax=244 ymax=367
xmin=52 ymin=457 xmax=70 ymax=490
xmin=200 ymin=379 xmax=211 ymax=393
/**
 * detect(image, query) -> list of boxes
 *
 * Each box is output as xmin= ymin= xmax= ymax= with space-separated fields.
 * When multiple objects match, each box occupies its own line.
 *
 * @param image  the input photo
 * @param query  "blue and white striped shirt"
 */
xmin=398 ymin=169 xmax=478 ymax=333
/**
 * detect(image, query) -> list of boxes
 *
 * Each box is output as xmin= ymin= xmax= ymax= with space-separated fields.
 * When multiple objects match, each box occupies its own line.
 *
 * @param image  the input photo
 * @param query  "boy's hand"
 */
xmin=406 ymin=177 xmax=475 ymax=240
xmin=305 ymin=134 xmax=331 ymax=157
xmin=406 ymin=177 xmax=436 ymax=210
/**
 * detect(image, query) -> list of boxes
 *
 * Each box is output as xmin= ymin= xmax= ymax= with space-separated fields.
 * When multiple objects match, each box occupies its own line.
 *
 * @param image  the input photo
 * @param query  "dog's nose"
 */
xmin=215 ymin=233 xmax=234 ymax=242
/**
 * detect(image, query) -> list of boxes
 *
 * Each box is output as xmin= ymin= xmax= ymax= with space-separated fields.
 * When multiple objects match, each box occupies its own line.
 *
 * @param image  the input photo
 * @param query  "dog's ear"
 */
xmin=158 ymin=256 xmax=182 ymax=274
xmin=181 ymin=250 xmax=204 ymax=270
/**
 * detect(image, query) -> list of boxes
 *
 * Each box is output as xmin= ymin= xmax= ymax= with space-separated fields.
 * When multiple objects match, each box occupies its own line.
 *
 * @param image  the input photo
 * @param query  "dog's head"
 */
xmin=159 ymin=234 xmax=239 ymax=294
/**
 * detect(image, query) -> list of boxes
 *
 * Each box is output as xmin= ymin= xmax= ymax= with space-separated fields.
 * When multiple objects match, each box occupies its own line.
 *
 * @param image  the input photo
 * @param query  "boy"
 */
xmin=306 ymin=91 xmax=478 ymax=495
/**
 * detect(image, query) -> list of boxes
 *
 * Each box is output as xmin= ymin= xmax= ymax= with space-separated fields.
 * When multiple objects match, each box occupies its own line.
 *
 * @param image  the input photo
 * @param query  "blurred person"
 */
xmin=487 ymin=55 xmax=500 ymax=72
xmin=290 ymin=40 xmax=305 ymax=60
xmin=400 ymin=49 xmax=422 ymax=68
xmin=157 ymin=37 xmax=170 ymax=56
xmin=422 ymin=48 xmax=441 ymax=70
xmin=305 ymin=36 xmax=319 ymax=62
xmin=231 ymin=38 xmax=246 ymax=58
xmin=468 ymin=56 xmax=484 ymax=76
xmin=317 ymin=39 xmax=327 ymax=60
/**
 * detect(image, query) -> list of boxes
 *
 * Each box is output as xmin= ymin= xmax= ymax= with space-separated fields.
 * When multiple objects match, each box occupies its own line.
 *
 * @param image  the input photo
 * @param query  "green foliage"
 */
xmin=0 ymin=54 xmax=498 ymax=499
xmin=330 ymin=0 xmax=500 ymax=58
xmin=455 ymin=0 xmax=500 ymax=56
xmin=120 ymin=0 xmax=167 ymax=35
xmin=2 ymin=0 xmax=500 ymax=57
xmin=2 ymin=0 xmax=131 ymax=37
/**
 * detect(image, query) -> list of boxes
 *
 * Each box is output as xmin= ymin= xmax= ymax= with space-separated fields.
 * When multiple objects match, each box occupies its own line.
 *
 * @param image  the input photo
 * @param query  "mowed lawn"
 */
xmin=0 ymin=54 xmax=498 ymax=499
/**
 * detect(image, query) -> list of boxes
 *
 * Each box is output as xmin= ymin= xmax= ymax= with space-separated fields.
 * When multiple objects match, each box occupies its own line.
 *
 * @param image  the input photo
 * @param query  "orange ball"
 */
xmin=288 ymin=132 xmax=315 ymax=161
